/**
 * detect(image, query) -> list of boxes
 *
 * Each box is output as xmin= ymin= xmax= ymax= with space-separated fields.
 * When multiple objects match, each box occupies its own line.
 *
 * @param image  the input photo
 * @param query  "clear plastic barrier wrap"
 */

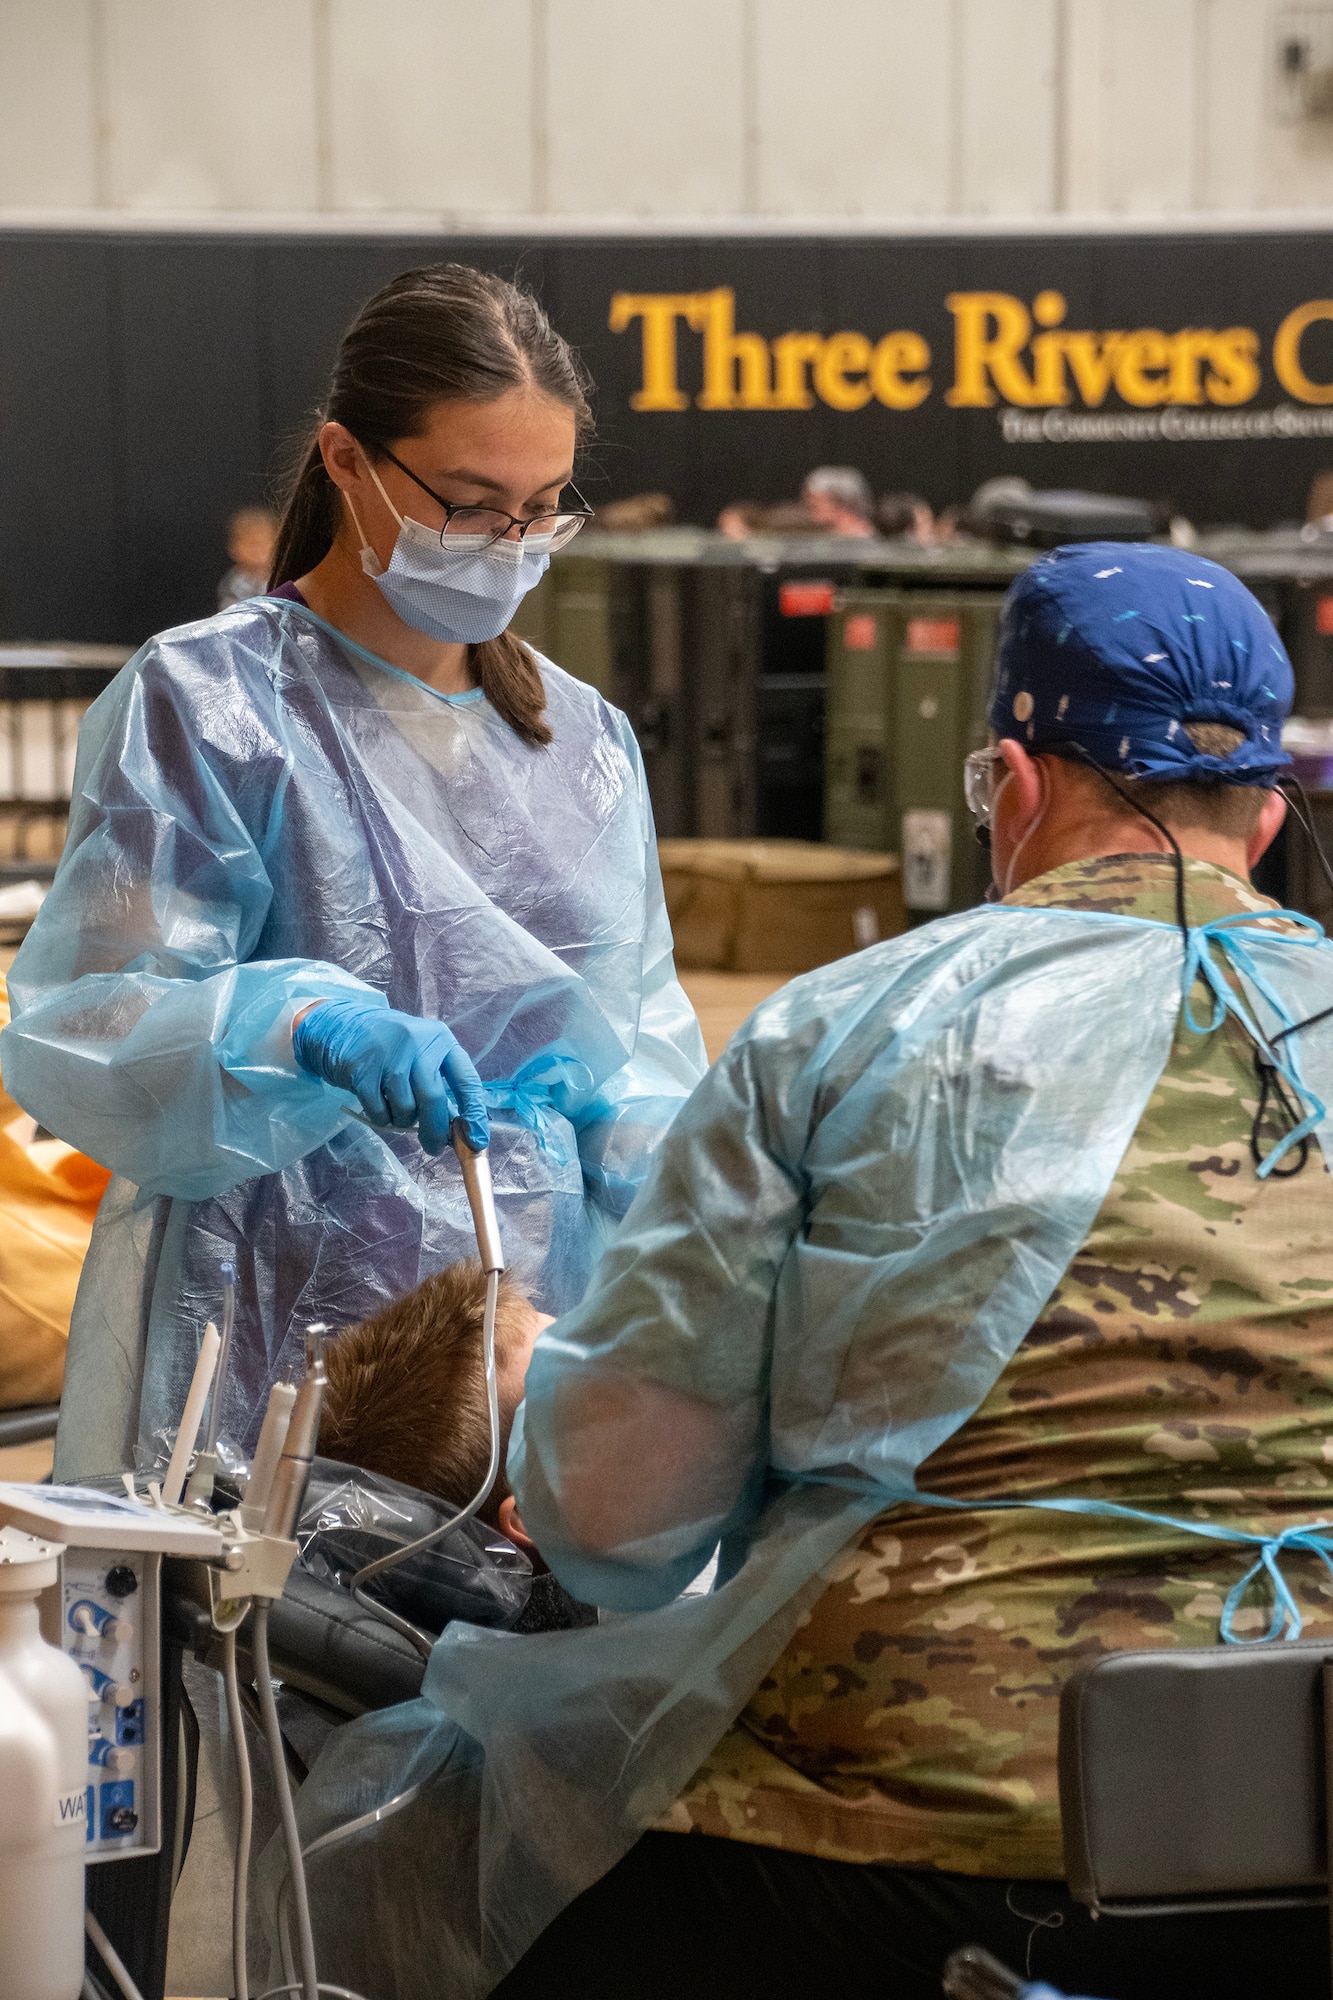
xmin=297 ymin=1457 xmax=531 ymax=1635
xmin=284 ymin=903 xmax=1333 ymax=1997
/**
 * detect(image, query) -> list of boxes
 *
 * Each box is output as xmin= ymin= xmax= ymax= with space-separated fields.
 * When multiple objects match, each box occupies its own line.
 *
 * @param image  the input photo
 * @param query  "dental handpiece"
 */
xmin=261 ymin=1334 xmax=328 ymax=1542
xmin=241 ymin=1377 xmax=297 ymax=1530
xmin=186 ymin=1260 xmax=239 ymax=1507
xmin=347 ymin=1122 xmax=506 ymax=1656
xmin=451 ymin=1119 xmax=505 ymax=1274
xmin=201 ymin=1259 xmax=238 ymax=1459
xmin=162 ymin=1321 xmax=221 ymax=1509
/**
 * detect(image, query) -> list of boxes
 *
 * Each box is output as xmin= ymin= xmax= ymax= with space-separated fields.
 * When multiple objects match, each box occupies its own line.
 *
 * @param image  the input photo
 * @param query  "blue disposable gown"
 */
xmin=275 ymin=901 xmax=1333 ymax=1998
xmin=0 ymin=597 xmax=705 ymax=1474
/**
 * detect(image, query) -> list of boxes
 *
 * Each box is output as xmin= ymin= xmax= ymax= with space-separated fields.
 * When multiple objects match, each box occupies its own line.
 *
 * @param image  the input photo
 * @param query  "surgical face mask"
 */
xmin=348 ymin=460 xmax=555 ymax=646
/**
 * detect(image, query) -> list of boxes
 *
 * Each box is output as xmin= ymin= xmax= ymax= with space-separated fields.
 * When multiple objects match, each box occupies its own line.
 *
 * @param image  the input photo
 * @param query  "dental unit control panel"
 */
xmin=64 ymin=1547 xmax=159 ymax=1857
xmin=0 ymin=1484 xmax=242 ymax=1866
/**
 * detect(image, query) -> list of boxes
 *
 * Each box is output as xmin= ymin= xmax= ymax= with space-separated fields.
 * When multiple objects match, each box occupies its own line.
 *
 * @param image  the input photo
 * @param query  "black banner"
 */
xmin=3 ymin=227 xmax=1333 ymax=644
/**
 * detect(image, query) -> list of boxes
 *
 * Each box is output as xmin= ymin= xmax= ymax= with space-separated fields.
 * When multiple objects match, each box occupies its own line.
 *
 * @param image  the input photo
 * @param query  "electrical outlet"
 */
xmin=1275 ymin=8 xmax=1333 ymax=122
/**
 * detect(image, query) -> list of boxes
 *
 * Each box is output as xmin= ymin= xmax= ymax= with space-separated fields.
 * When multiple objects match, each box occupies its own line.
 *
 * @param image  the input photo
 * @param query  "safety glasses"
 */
xmin=963 ymin=746 xmax=1005 ymax=829
xmin=378 ymin=445 xmax=594 ymax=551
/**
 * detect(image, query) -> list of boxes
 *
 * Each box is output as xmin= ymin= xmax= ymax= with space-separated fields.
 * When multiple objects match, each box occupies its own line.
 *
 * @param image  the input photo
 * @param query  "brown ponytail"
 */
xmin=270 ymin=263 xmax=593 ymax=750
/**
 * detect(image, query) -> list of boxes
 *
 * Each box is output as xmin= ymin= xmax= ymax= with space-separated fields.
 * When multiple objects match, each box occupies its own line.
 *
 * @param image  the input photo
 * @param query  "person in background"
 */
xmin=716 ymin=472 xmax=878 ymax=542
xmin=876 ymin=489 xmax=937 ymax=544
xmin=594 ymin=491 xmax=674 ymax=532
xmin=1305 ymin=469 xmax=1333 ymax=534
xmin=716 ymin=498 xmax=821 ymax=539
xmin=800 ymin=464 xmax=877 ymax=537
xmin=216 ymin=505 xmax=279 ymax=610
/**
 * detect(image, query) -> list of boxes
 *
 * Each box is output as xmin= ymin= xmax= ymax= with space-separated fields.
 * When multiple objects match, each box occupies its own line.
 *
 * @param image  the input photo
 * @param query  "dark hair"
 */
xmin=1061 ymin=723 xmax=1269 ymax=838
xmin=270 ymin=263 xmax=593 ymax=748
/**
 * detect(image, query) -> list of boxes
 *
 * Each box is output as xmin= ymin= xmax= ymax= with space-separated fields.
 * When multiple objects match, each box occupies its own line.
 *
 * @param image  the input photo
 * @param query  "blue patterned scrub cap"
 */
xmin=990 ymin=541 xmax=1293 ymax=787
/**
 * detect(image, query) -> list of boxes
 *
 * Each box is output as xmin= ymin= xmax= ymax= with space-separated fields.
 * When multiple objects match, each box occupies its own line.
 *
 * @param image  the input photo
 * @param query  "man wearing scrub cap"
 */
xmin=300 ymin=546 xmax=1333 ymax=2000
xmin=981 ymin=539 xmax=1293 ymax=899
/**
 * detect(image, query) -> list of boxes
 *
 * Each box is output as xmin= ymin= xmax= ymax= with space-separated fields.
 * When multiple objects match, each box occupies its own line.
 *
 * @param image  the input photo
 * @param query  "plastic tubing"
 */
xmin=274 ymin=1780 xmax=427 ymax=1991
xmin=84 ymin=1910 xmax=146 ymax=2000
xmin=348 ymin=1265 xmax=502 ymax=1653
xmin=202 ymin=1260 xmax=238 ymax=1459
xmin=222 ymin=1627 xmax=253 ymax=2000
xmin=253 ymin=1602 xmax=319 ymax=2000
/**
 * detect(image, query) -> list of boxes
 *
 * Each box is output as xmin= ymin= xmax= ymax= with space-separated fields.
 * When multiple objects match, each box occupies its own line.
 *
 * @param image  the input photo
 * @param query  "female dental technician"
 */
xmin=0 ymin=262 xmax=706 ymax=1476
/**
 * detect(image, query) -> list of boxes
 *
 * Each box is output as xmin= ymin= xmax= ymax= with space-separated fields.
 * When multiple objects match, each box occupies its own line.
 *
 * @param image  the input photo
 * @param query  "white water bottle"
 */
xmin=0 ymin=1525 xmax=90 ymax=2000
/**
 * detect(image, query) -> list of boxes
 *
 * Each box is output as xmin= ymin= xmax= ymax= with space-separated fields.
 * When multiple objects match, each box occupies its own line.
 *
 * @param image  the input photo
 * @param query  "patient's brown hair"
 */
xmin=319 ymin=1261 xmax=533 ymax=1523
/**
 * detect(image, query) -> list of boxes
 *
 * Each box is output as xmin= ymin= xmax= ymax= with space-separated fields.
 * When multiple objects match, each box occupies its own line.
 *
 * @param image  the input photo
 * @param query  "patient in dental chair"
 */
xmin=319 ymin=1260 xmax=545 ymax=1551
xmin=317 ymin=1262 xmax=595 ymax=1628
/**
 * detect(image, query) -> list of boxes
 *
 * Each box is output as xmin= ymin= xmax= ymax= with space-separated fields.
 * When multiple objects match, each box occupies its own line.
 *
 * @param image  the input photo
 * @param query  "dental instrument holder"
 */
xmin=0 ymin=1330 xmax=332 ymax=2000
xmin=193 ymin=1330 xmax=327 ymax=1633
xmin=240 ymin=1377 xmax=297 ymax=1531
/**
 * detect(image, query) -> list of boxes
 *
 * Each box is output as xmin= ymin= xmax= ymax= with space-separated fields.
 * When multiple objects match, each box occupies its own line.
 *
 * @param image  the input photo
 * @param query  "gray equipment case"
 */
xmin=1058 ymin=1641 xmax=1333 ymax=1917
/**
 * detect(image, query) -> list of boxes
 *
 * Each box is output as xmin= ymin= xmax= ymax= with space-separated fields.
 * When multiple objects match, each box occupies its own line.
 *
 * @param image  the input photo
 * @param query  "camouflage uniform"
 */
xmin=667 ymin=855 xmax=1333 ymax=1876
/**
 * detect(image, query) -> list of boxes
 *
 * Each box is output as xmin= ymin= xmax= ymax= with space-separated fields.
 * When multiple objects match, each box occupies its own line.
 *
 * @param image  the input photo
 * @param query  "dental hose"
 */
xmin=254 ymin=1600 xmax=319 ymax=2000
xmin=222 ymin=1627 xmax=254 ymax=2000
xmin=349 ymin=1263 xmax=503 ymax=1656
xmin=221 ymin=1602 xmax=376 ymax=2000
xmin=219 ymin=1126 xmax=504 ymax=1998
xmin=348 ymin=1122 xmax=506 ymax=1658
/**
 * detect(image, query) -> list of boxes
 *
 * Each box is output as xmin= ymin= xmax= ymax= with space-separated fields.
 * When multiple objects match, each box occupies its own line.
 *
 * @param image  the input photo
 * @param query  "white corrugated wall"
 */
xmin=0 ymin=0 xmax=1329 ymax=224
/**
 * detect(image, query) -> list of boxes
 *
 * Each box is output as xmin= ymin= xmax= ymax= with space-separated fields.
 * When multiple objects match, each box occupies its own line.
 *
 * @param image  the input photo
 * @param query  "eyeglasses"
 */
xmin=377 ymin=444 xmax=594 ymax=551
xmin=963 ymin=746 xmax=1005 ymax=828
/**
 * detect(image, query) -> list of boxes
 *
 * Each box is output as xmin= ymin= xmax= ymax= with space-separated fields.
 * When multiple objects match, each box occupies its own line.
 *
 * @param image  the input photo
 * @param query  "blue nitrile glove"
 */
xmin=293 ymin=997 xmax=489 ymax=1155
xmin=1021 ymin=1986 xmax=1113 ymax=2000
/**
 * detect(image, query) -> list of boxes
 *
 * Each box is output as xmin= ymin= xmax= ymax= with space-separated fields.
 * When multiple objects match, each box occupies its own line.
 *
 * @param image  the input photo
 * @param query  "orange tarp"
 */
xmin=0 ymin=978 xmax=110 ymax=1408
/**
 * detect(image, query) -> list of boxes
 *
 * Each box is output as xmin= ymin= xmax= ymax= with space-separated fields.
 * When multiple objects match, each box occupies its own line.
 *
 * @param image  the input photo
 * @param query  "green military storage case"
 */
xmin=511 ymin=550 xmax=761 ymax=842
xmin=824 ymin=590 xmax=1007 ymax=916
xmin=508 ymin=553 xmax=635 ymax=701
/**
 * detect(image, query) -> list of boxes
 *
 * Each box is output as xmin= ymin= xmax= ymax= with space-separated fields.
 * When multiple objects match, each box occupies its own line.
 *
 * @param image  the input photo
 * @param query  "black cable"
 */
xmin=1244 ymin=774 xmax=1333 ymax=1174
xmin=1278 ymin=773 xmax=1333 ymax=904
xmin=1067 ymin=744 xmax=1190 ymax=944
xmin=1071 ymin=746 xmax=1320 ymax=1176
xmin=1249 ymin=1052 xmax=1312 ymax=1177
xmin=1273 ymin=1001 xmax=1333 ymax=1046
xmin=1250 ymin=999 xmax=1333 ymax=1178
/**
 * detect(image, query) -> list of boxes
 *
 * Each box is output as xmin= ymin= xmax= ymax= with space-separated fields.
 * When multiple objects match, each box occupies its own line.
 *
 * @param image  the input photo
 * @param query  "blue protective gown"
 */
xmin=277 ymin=900 xmax=1333 ymax=1998
xmin=0 ymin=597 xmax=705 ymax=1474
